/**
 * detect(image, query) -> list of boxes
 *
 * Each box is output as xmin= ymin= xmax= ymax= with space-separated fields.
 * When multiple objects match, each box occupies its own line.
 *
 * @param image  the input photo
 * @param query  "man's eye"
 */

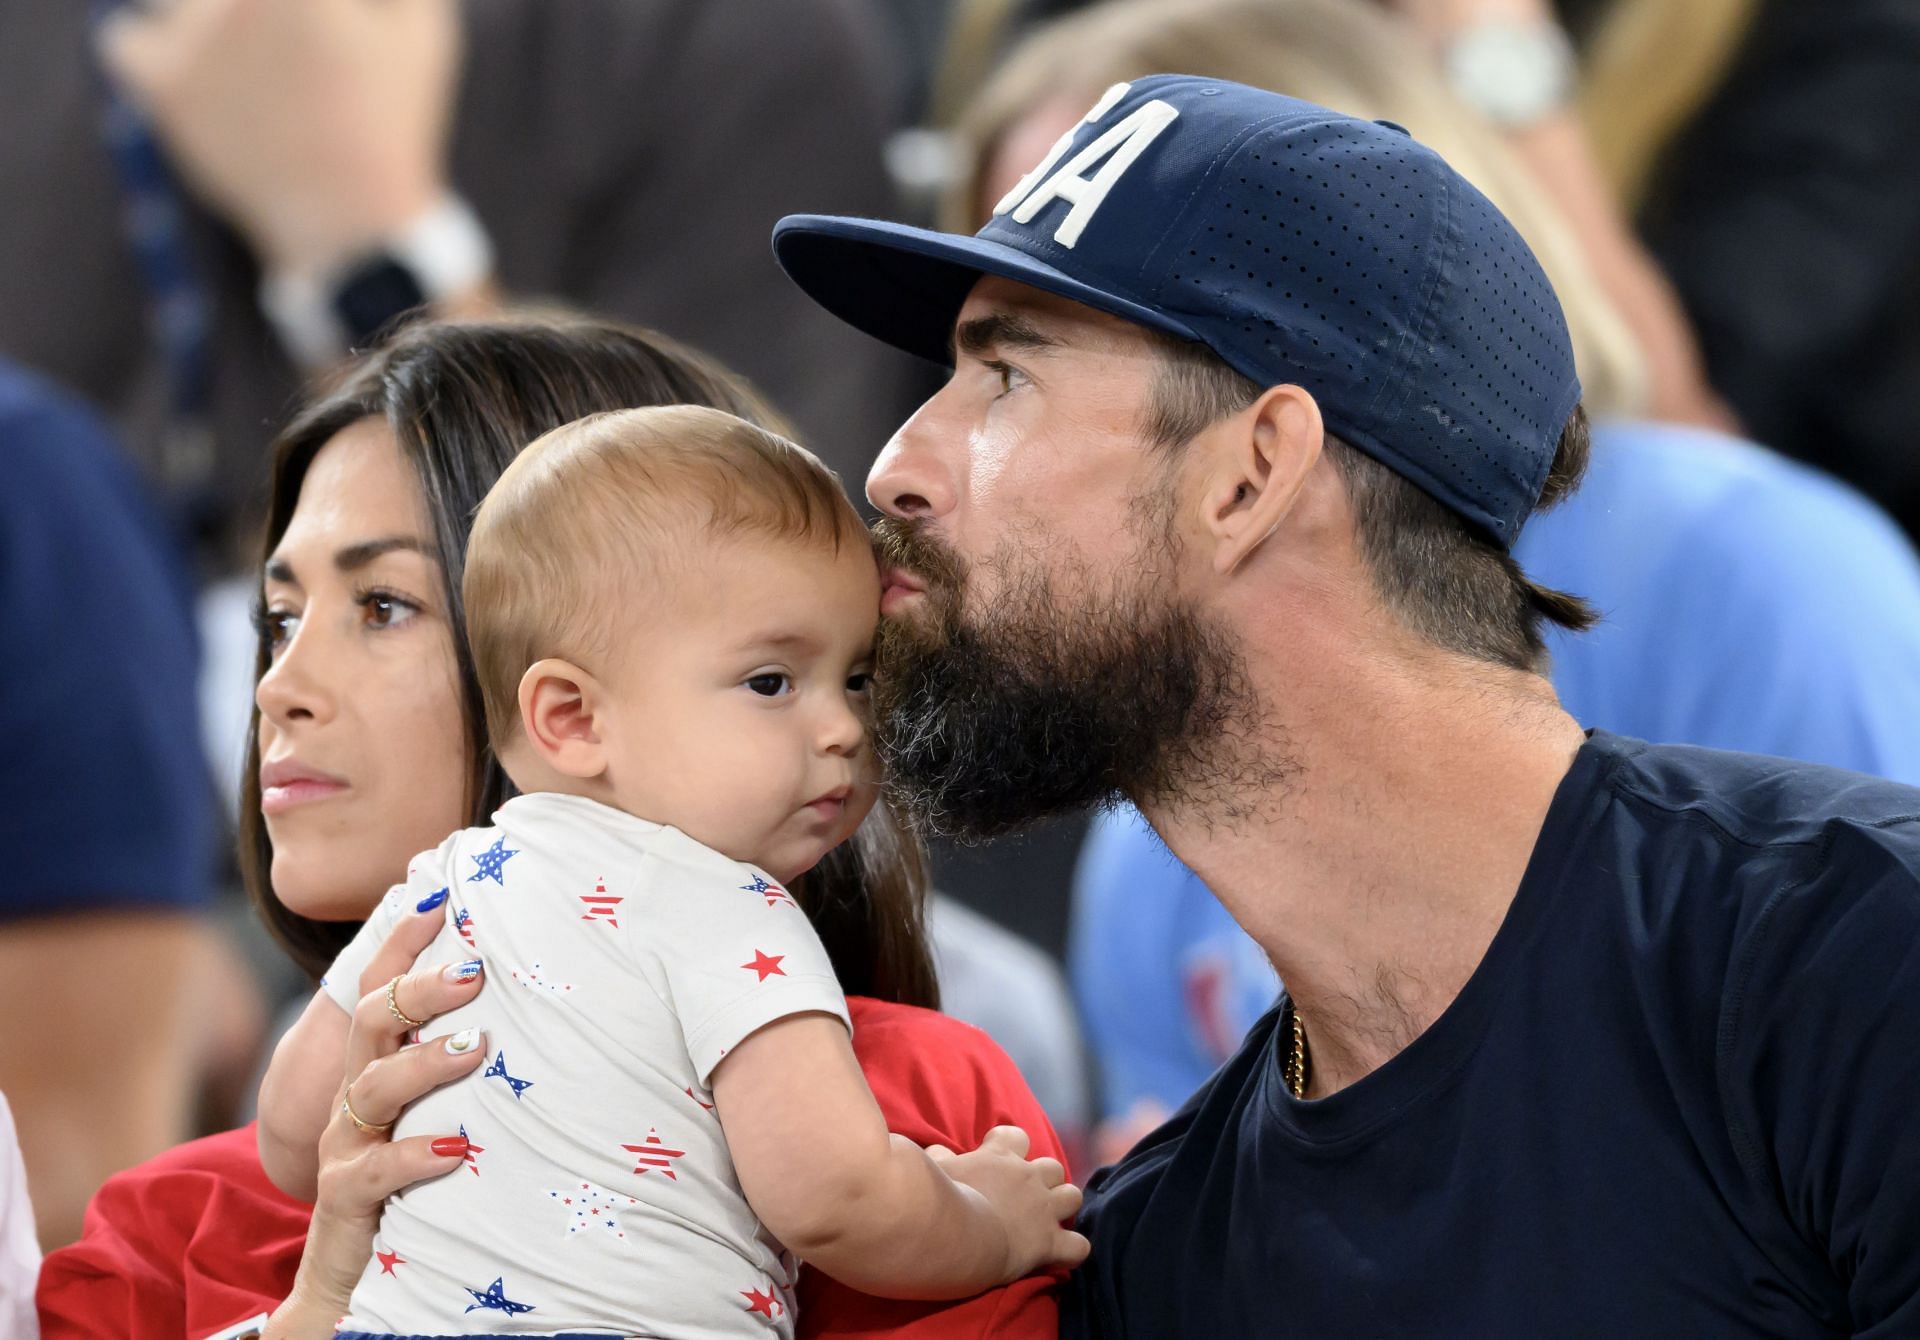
xmin=746 ymin=673 xmax=792 ymax=697
xmin=846 ymin=671 xmax=873 ymax=694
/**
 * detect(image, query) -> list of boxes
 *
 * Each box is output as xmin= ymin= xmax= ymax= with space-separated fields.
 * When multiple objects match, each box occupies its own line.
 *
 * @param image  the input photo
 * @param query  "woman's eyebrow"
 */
xmin=333 ymin=535 xmax=435 ymax=572
xmin=262 ymin=536 xmax=434 ymax=586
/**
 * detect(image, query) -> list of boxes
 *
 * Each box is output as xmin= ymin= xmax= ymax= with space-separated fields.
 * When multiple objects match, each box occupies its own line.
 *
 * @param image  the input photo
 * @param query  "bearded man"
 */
xmin=773 ymin=76 xmax=1920 ymax=1337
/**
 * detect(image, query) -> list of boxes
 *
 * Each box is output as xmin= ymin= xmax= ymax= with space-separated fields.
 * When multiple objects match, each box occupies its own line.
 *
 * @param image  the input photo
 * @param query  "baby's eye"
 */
xmin=746 ymin=673 xmax=793 ymax=698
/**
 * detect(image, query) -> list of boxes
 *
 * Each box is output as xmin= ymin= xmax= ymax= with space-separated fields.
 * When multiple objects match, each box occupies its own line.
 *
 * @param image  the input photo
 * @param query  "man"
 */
xmin=773 ymin=76 xmax=1920 ymax=1334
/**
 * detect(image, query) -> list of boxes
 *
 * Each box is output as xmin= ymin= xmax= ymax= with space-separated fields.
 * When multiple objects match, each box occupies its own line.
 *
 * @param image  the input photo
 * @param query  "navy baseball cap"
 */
xmin=774 ymin=74 xmax=1581 ymax=547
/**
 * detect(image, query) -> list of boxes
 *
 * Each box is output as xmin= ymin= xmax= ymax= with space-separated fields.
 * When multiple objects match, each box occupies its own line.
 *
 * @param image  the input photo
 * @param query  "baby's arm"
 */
xmin=712 ymin=1013 xmax=1087 ymax=1300
xmin=257 ymin=886 xmax=452 ymax=1200
xmin=258 ymin=991 xmax=353 ymax=1202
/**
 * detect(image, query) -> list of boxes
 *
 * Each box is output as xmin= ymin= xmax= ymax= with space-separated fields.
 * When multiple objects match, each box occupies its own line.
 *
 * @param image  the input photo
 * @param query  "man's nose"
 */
xmin=867 ymin=389 xmax=960 ymax=520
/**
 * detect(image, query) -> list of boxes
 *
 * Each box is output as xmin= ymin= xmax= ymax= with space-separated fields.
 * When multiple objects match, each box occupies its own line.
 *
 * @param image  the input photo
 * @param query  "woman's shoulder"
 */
xmin=37 ymin=1124 xmax=308 ymax=1340
xmin=846 ymin=997 xmax=1068 ymax=1167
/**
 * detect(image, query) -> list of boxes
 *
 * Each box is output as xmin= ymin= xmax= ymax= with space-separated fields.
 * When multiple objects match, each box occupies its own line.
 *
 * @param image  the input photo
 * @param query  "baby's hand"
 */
xmin=930 ymin=1125 xmax=1089 ymax=1283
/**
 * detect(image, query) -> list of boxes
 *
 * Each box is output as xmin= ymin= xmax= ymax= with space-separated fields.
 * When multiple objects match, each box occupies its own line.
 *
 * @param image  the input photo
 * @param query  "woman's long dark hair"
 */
xmin=239 ymin=313 xmax=939 ymax=1009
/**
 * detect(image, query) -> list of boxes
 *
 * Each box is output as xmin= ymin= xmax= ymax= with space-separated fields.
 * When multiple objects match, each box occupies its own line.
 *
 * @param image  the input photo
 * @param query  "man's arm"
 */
xmin=712 ymin=1013 xmax=1086 ymax=1301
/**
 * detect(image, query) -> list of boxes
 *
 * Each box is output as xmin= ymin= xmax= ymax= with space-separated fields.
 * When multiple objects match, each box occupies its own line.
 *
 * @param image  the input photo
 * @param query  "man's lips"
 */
xmin=880 ymin=567 xmax=926 ymax=615
xmin=260 ymin=757 xmax=350 ymax=815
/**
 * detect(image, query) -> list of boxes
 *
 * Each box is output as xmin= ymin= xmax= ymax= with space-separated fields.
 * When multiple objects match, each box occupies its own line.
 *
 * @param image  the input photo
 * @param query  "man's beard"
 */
xmin=871 ymin=514 xmax=1279 ymax=841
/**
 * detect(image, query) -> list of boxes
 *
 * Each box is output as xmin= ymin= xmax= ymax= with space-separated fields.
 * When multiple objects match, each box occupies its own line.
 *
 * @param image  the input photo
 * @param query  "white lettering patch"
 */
xmin=993 ymin=81 xmax=1179 ymax=249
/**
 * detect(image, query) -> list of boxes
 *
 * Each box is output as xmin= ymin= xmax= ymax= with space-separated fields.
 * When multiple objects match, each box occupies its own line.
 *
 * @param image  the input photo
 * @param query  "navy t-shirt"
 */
xmin=0 ymin=361 xmax=213 ymax=919
xmin=1063 ymin=731 xmax=1920 ymax=1337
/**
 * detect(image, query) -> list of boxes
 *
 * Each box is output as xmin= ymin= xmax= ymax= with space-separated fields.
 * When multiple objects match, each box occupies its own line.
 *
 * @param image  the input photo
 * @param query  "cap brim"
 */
xmin=773 ymin=215 xmax=1200 ymax=366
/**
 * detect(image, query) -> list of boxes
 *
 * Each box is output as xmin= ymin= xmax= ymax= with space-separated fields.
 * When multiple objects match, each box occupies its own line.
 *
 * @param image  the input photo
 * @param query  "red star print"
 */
xmin=741 ymin=1286 xmax=783 ymax=1319
xmin=580 ymin=877 xmax=623 ymax=928
xmin=685 ymin=1085 xmax=716 ymax=1113
xmin=741 ymin=949 xmax=786 ymax=982
xmin=763 ymin=884 xmax=797 ymax=910
xmin=375 ymin=1247 xmax=405 ymax=1275
xmin=621 ymin=1127 xmax=688 ymax=1179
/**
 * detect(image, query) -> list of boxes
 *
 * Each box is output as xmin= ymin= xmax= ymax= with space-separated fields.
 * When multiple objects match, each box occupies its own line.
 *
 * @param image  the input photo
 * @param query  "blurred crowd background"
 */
xmin=3 ymin=0 xmax=1918 ymax=1258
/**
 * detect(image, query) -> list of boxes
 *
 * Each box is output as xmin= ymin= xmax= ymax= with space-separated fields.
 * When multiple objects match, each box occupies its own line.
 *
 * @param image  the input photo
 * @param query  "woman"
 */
xmin=37 ymin=314 xmax=1066 ymax=1339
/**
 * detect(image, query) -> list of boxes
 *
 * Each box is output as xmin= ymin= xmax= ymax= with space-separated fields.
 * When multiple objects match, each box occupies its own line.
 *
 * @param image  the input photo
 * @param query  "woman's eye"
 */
xmin=746 ymin=673 xmax=792 ymax=698
xmin=254 ymin=605 xmax=297 ymax=652
xmin=360 ymin=591 xmax=421 ymax=630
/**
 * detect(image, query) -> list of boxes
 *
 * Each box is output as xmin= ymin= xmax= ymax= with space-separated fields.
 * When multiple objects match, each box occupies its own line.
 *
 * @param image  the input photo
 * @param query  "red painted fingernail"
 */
xmin=430 ymin=1136 xmax=469 ymax=1157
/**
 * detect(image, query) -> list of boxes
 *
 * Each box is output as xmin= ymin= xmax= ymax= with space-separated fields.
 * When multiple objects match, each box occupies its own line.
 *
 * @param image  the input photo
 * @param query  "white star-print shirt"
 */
xmin=321 ymin=791 xmax=848 ymax=1338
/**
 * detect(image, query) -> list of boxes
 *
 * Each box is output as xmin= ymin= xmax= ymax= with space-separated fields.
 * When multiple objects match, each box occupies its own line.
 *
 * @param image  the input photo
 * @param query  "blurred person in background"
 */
xmin=0 ymin=0 xmax=917 ymax=567
xmin=37 ymin=315 xmax=1069 ymax=1340
xmin=1563 ymin=0 xmax=1920 ymax=538
xmin=942 ymin=0 xmax=1920 ymax=1159
xmin=0 ymin=359 xmax=257 ymax=1249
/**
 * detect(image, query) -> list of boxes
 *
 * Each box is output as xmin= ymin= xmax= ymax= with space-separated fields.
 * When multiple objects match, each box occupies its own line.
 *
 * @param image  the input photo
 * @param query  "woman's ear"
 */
xmin=517 ymin=658 xmax=608 ymax=779
xmin=1200 ymin=384 xmax=1324 ymax=576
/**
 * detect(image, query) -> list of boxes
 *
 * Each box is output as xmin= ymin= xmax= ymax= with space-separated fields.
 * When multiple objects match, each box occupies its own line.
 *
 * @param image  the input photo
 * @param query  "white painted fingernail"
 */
xmin=444 ymin=1028 xmax=481 ymax=1055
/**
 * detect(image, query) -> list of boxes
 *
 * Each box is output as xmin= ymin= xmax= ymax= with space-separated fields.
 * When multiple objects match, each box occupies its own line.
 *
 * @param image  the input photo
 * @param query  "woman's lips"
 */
xmin=260 ymin=759 xmax=349 ymax=815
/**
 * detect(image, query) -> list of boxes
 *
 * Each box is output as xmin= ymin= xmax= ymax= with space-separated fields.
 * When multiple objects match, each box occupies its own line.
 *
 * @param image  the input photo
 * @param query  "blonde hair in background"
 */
xmin=947 ymin=0 xmax=1649 ymax=419
xmin=463 ymin=404 xmax=868 ymax=747
xmin=1578 ymin=0 xmax=1760 ymax=208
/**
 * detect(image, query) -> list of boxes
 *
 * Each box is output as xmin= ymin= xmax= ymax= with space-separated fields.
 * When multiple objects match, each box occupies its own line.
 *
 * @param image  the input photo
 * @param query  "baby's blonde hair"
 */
xmin=463 ymin=404 xmax=868 ymax=747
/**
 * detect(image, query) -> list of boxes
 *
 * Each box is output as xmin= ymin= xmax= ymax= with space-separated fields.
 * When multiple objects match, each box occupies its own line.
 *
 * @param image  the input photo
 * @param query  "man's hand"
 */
xmin=98 ymin=0 xmax=463 ymax=276
xmin=930 ymin=1126 xmax=1089 ymax=1283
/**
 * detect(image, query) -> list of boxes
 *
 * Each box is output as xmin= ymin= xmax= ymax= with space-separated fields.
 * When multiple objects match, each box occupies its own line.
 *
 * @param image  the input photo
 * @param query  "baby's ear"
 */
xmin=518 ymin=658 xmax=607 ymax=779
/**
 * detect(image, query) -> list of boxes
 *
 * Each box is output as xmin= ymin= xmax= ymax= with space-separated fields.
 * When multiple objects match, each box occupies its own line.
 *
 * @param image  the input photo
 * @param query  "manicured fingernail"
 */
xmin=416 ymin=888 xmax=448 ymax=913
xmin=430 ymin=1136 xmax=469 ymax=1157
xmin=444 ymin=958 xmax=482 ymax=982
xmin=444 ymin=1028 xmax=481 ymax=1055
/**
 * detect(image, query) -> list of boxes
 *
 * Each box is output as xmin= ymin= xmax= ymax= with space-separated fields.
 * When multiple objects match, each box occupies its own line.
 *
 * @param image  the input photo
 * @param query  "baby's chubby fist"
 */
xmin=930 ymin=1125 xmax=1090 ymax=1282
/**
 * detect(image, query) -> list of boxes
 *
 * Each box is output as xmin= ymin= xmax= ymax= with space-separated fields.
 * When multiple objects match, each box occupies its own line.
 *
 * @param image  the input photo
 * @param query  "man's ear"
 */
xmin=517 ymin=657 xmax=609 ymax=780
xmin=1199 ymin=384 xmax=1324 ymax=575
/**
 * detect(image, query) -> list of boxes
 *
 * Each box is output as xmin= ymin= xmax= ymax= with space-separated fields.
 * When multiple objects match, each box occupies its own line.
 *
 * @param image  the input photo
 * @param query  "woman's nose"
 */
xmin=255 ymin=621 xmax=338 ymax=729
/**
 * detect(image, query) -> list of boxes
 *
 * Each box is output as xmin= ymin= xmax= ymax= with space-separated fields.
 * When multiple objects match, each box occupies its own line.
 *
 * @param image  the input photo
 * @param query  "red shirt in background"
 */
xmin=37 ymin=998 xmax=1066 ymax=1339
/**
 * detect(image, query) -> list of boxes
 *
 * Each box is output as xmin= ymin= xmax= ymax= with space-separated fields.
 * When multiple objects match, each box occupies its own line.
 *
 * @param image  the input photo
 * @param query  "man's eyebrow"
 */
xmin=263 ymin=535 xmax=435 ymax=585
xmin=952 ymin=312 xmax=1064 ymax=360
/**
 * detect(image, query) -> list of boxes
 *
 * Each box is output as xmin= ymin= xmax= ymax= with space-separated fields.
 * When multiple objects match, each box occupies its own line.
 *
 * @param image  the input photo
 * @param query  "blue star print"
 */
xmin=739 ymin=874 xmax=773 ymax=895
xmin=485 ymin=1049 xmax=533 ymax=1100
xmin=467 ymin=836 xmax=518 ymax=885
xmin=464 ymin=1276 xmax=535 ymax=1316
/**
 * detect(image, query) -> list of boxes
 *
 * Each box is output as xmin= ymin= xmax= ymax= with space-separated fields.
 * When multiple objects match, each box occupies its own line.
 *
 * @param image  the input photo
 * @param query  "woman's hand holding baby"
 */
xmin=260 ymin=908 xmax=492 ymax=1337
xmin=927 ymin=1125 xmax=1090 ymax=1283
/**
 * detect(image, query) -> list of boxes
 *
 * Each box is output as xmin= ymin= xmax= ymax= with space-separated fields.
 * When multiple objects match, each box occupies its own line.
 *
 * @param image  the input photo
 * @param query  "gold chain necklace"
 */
xmin=1281 ymin=999 xmax=1310 ymax=1099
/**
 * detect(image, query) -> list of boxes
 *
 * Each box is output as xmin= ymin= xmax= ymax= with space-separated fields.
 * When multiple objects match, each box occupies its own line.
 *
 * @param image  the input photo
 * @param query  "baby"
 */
xmin=257 ymin=406 xmax=1085 ymax=1337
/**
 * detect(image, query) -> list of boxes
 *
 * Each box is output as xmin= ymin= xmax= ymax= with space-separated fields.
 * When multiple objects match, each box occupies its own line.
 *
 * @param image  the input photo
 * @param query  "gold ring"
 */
xmin=340 ymin=1084 xmax=392 ymax=1135
xmin=385 ymin=974 xmax=428 ymax=1030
